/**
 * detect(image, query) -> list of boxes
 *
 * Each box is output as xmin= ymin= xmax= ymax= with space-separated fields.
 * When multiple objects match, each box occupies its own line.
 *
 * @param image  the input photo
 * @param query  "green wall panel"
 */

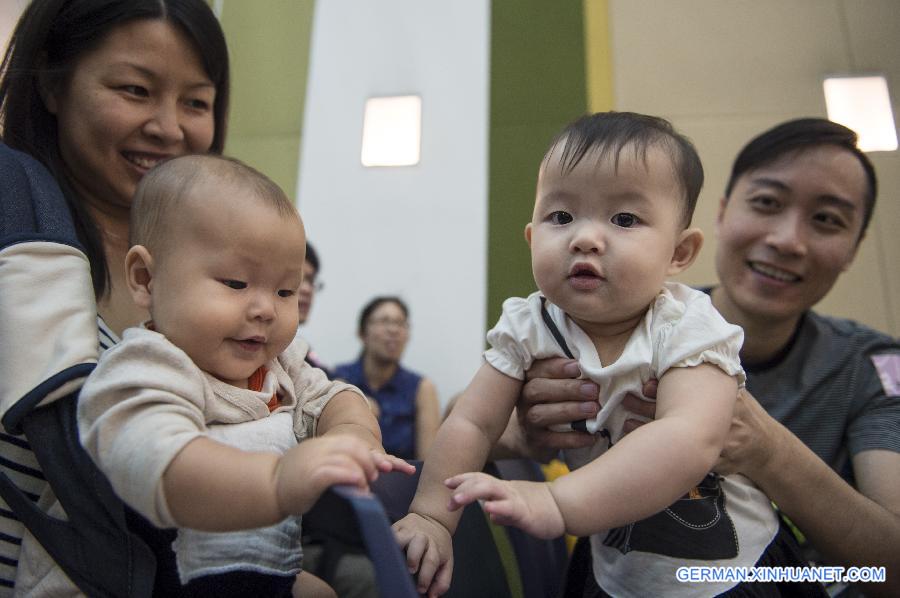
xmin=218 ymin=0 xmax=315 ymax=200
xmin=488 ymin=1 xmax=587 ymax=327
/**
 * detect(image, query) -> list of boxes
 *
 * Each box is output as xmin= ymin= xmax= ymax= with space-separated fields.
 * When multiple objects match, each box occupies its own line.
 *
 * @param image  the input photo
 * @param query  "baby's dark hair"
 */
xmin=724 ymin=117 xmax=877 ymax=240
xmin=543 ymin=111 xmax=704 ymax=227
xmin=130 ymin=154 xmax=298 ymax=250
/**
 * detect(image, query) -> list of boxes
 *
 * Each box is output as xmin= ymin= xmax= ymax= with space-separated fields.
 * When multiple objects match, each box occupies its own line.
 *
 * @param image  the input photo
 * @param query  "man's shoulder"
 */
xmin=805 ymin=311 xmax=899 ymax=354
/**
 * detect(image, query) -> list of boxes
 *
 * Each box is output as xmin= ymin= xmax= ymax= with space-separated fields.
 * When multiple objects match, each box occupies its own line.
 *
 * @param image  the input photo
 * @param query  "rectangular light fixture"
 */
xmin=361 ymin=95 xmax=422 ymax=167
xmin=823 ymin=75 xmax=898 ymax=152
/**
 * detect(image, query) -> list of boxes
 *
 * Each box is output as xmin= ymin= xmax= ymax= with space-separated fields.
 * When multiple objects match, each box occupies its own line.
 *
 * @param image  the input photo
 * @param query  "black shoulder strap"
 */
xmin=539 ymin=297 xmax=574 ymax=359
xmin=539 ymin=298 xmax=591 ymax=434
xmin=0 ymin=391 xmax=156 ymax=598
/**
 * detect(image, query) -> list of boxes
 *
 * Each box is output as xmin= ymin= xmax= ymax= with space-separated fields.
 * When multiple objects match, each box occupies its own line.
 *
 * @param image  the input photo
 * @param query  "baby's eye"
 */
xmin=549 ymin=211 xmax=573 ymax=225
xmin=277 ymin=289 xmax=295 ymax=298
xmin=220 ymin=279 xmax=247 ymax=290
xmin=611 ymin=212 xmax=638 ymax=228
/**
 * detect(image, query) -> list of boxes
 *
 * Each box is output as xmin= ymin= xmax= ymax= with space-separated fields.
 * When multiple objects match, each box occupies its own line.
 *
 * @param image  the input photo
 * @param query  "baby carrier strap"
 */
xmin=0 ymin=395 xmax=156 ymax=597
xmin=0 ymin=143 xmax=155 ymax=596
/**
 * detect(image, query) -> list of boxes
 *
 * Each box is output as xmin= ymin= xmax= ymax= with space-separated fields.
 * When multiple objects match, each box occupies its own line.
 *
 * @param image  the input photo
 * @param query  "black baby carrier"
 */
xmin=0 ymin=143 xmax=155 ymax=596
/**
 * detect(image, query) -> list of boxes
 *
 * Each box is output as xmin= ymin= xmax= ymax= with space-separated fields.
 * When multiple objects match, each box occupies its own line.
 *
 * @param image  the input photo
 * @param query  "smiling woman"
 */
xmin=45 ymin=20 xmax=217 ymax=215
xmin=334 ymin=297 xmax=441 ymax=462
xmin=0 ymin=0 xmax=230 ymax=594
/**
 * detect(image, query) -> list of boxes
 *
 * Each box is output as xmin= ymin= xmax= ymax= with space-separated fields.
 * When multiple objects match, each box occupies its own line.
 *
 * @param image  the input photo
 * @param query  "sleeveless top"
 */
xmin=333 ymin=358 xmax=422 ymax=460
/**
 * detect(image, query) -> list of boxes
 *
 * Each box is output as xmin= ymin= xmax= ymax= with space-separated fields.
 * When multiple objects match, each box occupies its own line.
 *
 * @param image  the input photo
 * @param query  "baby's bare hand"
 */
xmin=372 ymin=451 xmax=416 ymax=475
xmin=275 ymin=436 xmax=378 ymax=515
xmin=445 ymin=473 xmax=565 ymax=540
xmin=393 ymin=513 xmax=453 ymax=596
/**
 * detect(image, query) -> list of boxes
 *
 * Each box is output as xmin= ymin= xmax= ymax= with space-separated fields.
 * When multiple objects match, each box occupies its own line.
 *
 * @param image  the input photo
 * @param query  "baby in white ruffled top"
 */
xmin=394 ymin=112 xmax=801 ymax=598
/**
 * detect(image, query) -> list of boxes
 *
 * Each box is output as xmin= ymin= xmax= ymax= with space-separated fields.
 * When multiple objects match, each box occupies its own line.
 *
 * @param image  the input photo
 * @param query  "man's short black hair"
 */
xmin=725 ymin=118 xmax=877 ymax=240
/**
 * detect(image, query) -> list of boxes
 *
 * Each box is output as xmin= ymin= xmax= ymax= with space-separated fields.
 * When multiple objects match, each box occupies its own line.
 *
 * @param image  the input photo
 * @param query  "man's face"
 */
xmin=714 ymin=144 xmax=867 ymax=324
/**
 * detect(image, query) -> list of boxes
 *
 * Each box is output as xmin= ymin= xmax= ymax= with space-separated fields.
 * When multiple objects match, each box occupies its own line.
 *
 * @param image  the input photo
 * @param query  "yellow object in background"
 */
xmin=541 ymin=459 xmax=578 ymax=553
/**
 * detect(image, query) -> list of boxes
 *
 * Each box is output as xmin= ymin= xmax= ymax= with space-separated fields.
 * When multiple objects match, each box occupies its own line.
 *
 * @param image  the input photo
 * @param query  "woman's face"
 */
xmin=715 ymin=144 xmax=867 ymax=324
xmin=46 ymin=19 xmax=216 ymax=215
xmin=362 ymin=301 xmax=410 ymax=364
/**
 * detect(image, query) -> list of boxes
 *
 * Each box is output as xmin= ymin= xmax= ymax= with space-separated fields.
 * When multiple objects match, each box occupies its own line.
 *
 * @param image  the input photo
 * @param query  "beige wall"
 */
xmin=604 ymin=0 xmax=900 ymax=335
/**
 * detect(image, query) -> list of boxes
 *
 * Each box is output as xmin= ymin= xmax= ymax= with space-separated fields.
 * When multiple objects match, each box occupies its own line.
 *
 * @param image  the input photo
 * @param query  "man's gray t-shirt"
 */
xmin=743 ymin=310 xmax=900 ymax=483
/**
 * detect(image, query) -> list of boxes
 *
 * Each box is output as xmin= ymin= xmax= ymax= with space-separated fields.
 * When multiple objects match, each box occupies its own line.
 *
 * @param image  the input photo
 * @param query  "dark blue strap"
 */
xmin=0 ymin=392 xmax=156 ymax=597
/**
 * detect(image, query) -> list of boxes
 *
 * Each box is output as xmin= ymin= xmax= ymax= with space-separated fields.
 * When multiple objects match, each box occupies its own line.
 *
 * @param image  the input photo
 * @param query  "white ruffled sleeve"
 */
xmin=651 ymin=283 xmax=746 ymax=386
xmin=485 ymin=293 xmax=559 ymax=380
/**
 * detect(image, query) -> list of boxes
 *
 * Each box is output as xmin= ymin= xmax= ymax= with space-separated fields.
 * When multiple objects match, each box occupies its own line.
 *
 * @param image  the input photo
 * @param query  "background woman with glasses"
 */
xmin=334 ymin=296 xmax=441 ymax=461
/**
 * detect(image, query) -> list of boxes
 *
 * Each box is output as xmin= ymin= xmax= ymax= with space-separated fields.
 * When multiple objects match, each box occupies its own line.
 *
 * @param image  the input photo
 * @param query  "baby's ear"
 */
xmin=125 ymin=246 xmax=155 ymax=310
xmin=668 ymin=227 xmax=703 ymax=276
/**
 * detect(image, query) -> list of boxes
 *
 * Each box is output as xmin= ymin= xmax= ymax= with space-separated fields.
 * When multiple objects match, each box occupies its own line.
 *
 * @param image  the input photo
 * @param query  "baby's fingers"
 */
xmin=373 ymin=451 xmax=416 ymax=475
xmin=309 ymin=457 xmax=368 ymax=490
xmin=428 ymin=560 xmax=453 ymax=598
xmin=415 ymin=542 xmax=446 ymax=596
xmin=445 ymin=473 xmax=505 ymax=511
xmin=481 ymin=497 xmax=520 ymax=526
xmin=402 ymin=531 xmax=428 ymax=576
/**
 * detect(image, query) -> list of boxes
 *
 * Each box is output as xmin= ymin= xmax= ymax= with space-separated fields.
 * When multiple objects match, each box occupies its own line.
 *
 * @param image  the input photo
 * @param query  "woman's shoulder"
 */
xmin=332 ymin=359 xmax=362 ymax=380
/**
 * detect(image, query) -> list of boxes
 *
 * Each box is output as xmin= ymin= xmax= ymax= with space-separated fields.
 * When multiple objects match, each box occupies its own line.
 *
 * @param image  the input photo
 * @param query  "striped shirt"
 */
xmin=744 ymin=310 xmax=900 ymax=480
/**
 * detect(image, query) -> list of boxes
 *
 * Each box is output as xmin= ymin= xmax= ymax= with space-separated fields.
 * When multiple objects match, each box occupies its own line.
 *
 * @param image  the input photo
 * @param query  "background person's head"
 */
xmin=358 ymin=296 xmax=410 ymax=366
xmin=127 ymin=155 xmax=305 ymax=387
xmin=298 ymin=242 xmax=322 ymax=325
xmin=528 ymin=111 xmax=705 ymax=327
xmin=715 ymin=118 xmax=876 ymax=324
xmin=0 ymin=0 xmax=230 ymax=296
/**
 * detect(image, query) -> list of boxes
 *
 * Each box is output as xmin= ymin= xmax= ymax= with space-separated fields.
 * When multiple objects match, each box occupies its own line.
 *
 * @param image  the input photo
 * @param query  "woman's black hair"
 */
xmin=0 ymin=0 xmax=230 ymax=297
xmin=358 ymin=296 xmax=409 ymax=337
xmin=724 ymin=118 xmax=877 ymax=240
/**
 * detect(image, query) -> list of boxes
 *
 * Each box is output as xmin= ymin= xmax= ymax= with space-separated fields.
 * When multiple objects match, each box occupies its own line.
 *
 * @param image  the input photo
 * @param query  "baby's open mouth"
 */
xmin=568 ymin=264 xmax=601 ymax=279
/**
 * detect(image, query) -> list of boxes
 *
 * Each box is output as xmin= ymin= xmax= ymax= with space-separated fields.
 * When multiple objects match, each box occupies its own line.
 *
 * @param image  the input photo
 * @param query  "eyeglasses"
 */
xmin=368 ymin=317 xmax=409 ymax=330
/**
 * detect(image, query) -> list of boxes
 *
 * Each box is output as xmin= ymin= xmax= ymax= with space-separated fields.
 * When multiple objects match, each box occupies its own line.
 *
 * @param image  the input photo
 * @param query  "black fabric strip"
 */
xmin=0 ymin=456 xmax=44 ymax=481
xmin=0 ymin=434 xmax=30 ymax=450
xmin=540 ymin=297 xmax=574 ymax=359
